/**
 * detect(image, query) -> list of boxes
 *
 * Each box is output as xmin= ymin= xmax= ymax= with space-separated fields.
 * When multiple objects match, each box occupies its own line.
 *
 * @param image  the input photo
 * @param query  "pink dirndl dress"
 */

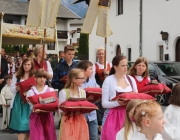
xmin=101 ymin=92 xmax=126 ymax=140
xmin=29 ymin=88 xmax=57 ymax=140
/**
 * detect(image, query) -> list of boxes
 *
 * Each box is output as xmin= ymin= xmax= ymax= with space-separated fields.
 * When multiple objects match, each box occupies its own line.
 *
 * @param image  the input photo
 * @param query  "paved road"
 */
xmin=0 ymin=112 xmax=61 ymax=140
xmin=0 ymin=106 xmax=166 ymax=140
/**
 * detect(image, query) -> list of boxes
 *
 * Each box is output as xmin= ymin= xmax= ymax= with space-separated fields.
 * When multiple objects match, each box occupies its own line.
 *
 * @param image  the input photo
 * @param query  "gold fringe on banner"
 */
xmin=81 ymin=0 xmax=112 ymax=37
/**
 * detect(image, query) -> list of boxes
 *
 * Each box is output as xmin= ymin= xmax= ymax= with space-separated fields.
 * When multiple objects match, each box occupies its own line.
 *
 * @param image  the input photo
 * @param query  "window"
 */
xmin=77 ymin=38 xmax=80 ymax=43
xmin=47 ymin=43 xmax=55 ymax=50
xmin=4 ymin=19 xmax=13 ymax=24
xmin=77 ymin=28 xmax=81 ymax=33
xmin=117 ymin=0 xmax=123 ymax=15
xmin=127 ymin=48 xmax=131 ymax=61
xmin=159 ymin=45 xmax=163 ymax=61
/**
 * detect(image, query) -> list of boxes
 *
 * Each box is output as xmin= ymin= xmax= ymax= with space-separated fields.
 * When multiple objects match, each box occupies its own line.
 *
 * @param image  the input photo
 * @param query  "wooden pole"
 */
xmin=0 ymin=12 xmax=4 ymax=68
xmin=104 ymin=37 xmax=107 ymax=80
xmin=40 ymin=28 xmax=46 ymax=69
xmin=104 ymin=37 xmax=107 ymax=69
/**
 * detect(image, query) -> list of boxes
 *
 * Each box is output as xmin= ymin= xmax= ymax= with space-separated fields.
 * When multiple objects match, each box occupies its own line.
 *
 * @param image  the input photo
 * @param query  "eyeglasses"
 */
xmin=75 ymin=77 xmax=85 ymax=80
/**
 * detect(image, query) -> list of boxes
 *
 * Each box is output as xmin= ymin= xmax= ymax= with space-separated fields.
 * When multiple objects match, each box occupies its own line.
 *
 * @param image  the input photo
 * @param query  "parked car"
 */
xmin=128 ymin=61 xmax=180 ymax=105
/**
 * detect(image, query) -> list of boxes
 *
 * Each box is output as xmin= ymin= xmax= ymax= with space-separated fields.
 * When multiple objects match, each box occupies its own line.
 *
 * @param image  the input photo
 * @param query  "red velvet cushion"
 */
xmin=60 ymin=76 xmax=68 ymax=84
xmin=17 ymin=76 xmax=36 ymax=103
xmin=112 ymin=92 xmax=155 ymax=101
xmin=59 ymin=99 xmax=98 ymax=114
xmin=27 ymin=91 xmax=59 ymax=112
xmin=84 ymin=88 xmax=102 ymax=103
xmin=163 ymin=84 xmax=172 ymax=94
xmin=139 ymin=83 xmax=171 ymax=95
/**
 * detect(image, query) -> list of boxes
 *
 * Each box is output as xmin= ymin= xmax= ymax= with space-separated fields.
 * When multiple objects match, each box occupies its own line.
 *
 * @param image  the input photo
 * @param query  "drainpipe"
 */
xmin=139 ymin=0 xmax=142 ymax=57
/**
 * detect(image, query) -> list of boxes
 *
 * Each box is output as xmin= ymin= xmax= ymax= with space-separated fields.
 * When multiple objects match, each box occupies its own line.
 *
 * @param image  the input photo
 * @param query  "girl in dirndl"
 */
xmin=26 ymin=69 xmax=57 ymax=140
xmin=101 ymin=55 xmax=138 ymax=140
xmin=59 ymin=68 xmax=89 ymax=140
xmin=9 ymin=58 xmax=35 ymax=140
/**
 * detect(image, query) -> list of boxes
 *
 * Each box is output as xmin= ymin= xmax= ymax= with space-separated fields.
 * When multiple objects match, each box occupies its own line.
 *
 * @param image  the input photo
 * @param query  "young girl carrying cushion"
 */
xmin=26 ymin=69 xmax=57 ymax=140
xmin=59 ymin=68 xmax=89 ymax=140
xmin=101 ymin=55 xmax=138 ymax=140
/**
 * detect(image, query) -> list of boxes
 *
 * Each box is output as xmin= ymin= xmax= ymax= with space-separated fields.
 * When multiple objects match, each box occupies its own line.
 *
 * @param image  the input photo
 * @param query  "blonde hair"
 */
xmin=124 ymin=99 xmax=142 ymax=140
xmin=33 ymin=45 xmax=43 ymax=57
xmin=64 ymin=68 xmax=83 ymax=88
xmin=96 ymin=47 xmax=105 ymax=55
xmin=133 ymin=100 xmax=161 ymax=127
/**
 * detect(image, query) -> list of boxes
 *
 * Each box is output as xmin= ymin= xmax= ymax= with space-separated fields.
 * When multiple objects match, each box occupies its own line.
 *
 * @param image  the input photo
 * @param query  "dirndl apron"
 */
xmin=59 ymin=89 xmax=89 ymax=140
xmin=29 ymin=87 xmax=57 ymax=140
xmin=101 ymin=75 xmax=133 ymax=140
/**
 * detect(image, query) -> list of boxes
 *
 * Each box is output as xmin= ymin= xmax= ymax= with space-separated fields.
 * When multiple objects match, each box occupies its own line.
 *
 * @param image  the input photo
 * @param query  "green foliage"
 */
xmin=78 ymin=33 xmax=89 ymax=55
xmin=23 ymin=44 xmax=28 ymax=53
xmin=19 ymin=46 xmax=23 ymax=53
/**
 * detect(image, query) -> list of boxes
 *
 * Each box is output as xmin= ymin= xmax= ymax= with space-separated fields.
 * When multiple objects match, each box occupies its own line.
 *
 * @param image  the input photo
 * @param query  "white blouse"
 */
xmin=132 ymin=132 xmax=163 ymax=140
xmin=10 ymin=74 xmax=25 ymax=108
xmin=116 ymin=123 xmax=137 ymax=140
xmin=162 ymin=104 xmax=180 ymax=140
xmin=26 ymin=85 xmax=54 ymax=109
xmin=102 ymin=75 xmax=138 ymax=109
xmin=59 ymin=88 xmax=86 ymax=112
xmin=91 ymin=62 xmax=112 ymax=79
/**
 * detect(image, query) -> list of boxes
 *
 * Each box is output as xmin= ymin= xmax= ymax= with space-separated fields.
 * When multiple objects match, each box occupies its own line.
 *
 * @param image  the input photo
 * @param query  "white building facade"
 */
xmin=86 ymin=0 xmax=180 ymax=63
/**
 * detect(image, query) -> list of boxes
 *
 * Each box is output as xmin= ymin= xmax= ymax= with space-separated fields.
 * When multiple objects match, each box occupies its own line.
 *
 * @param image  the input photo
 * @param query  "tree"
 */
xmin=78 ymin=33 xmax=89 ymax=60
xmin=23 ymin=44 xmax=28 ymax=53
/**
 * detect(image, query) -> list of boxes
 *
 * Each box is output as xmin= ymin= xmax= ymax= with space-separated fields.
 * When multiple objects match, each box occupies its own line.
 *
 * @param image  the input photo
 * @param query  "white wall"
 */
xmin=89 ymin=0 xmax=180 ymax=62
xmin=142 ymin=0 xmax=180 ymax=61
xmin=89 ymin=0 xmax=140 ymax=63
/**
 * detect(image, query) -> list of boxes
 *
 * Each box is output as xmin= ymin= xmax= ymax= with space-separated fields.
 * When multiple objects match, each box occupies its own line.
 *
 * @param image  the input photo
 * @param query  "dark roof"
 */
xmin=71 ymin=0 xmax=89 ymax=5
xmin=0 ymin=0 xmax=80 ymax=19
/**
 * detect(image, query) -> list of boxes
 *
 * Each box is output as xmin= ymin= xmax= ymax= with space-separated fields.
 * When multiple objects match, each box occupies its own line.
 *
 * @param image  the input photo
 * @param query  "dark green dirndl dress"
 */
xmin=9 ymin=82 xmax=31 ymax=133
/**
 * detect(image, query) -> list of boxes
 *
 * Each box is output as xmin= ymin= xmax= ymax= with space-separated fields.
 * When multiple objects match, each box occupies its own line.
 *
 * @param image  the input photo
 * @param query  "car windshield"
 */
xmin=155 ymin=63 xmax=180 ymax=76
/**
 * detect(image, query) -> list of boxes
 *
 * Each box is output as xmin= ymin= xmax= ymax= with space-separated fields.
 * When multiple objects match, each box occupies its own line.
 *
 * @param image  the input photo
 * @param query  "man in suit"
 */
xmin=0 ymin=48 xmax=8 ymax=114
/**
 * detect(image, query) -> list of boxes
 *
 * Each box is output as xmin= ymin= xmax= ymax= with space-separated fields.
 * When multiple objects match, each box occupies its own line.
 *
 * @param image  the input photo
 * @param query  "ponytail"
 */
xmin=109 ymin=67 xmax=115 ymax=75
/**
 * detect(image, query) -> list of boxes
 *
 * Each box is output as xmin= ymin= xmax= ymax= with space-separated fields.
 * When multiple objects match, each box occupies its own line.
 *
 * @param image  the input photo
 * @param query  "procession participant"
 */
xmin=128 ymin=57 xmax=154 ymax=91
xmin=59 ymin=68 xmax=89 ymax=140
xmin=21 ymin=53 xmax=27 ymax=61
xmin=101 ymin=55 xmax=138 ymax=140
xmin=91 ymin=47 xmax=112 ymax=133
xmin=0 ymin=48 xmax=8 ymax=114
xmin=52 ymin=45 xmax=77 ymax=91
xmin=132 ymin=100 xmax=165 ymax=140
xmin=26 ymin=69 xmax=57 ymax=140
xmin=15 ymin=57 xmax=22 ymax=72
xmin=162 ymin=83 xmax=180 ymax=140
xmin=33 ymin=45 xmax=53 ymax=80
xmin=78 ymin=60 xmax=99 ymax=140
xmin=0 ymin=75 xmax=13 ymax=130
xmin=7 ymin=56 xmax=15 ymax=75
xmin=9 ymin=58 xmax=35 ymax=140
xmin=116 ymin=99 xmax=142 ymax=140
xmin=58 ymin=50 xmax=65 ymax=63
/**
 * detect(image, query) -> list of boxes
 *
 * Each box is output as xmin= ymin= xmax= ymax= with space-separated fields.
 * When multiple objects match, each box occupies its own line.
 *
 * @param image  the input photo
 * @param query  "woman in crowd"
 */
xmin=101 ymin=55 xmax=138 ymax=140
xmin=26 ymin=69 xmax=57 ymax=140
xmin=59 ymin=68 xmax=89 ymax=140
xmin=162 ymin=83 xmax=180 ymax=140
xmin=92 ymin=47 xmax=112 ymax=133
xmin=9 ymin=58 xmax=35 ymax=140
xmin=33 ymin=46 xmax=53 ymax=80
xmin=132 ymin=100 xmax=165 ymax=140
